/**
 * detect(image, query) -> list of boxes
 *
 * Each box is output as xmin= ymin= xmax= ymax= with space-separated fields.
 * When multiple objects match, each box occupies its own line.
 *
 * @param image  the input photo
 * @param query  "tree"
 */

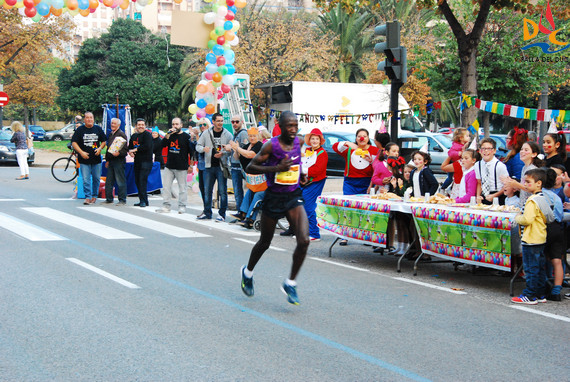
xmin=316 ymin=4 xmax=374 ymax=83
xmin=57 ymin=19 xmax=187 ymax=123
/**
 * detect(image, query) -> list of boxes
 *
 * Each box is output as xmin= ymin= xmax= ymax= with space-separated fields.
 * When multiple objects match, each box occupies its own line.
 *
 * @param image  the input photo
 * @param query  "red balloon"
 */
xmin=23 ymin=0 xmax=35 ymax=8
xmin=225 ymin=10 xmax=234 ymax=21
xmin=221 ymin=84 xmax=231 ymax=94
xmin=24 ymin=6 xmax=37 ymax=16
xmin=226 ymin=0 xmax=234 ymax=5
xmin=216 ymin=36 xmax=225 ymax=45
xmin=216 ymin=56 xmax=226 ymax=66
xmin=5 ymin=0 xmax=17 ymax=6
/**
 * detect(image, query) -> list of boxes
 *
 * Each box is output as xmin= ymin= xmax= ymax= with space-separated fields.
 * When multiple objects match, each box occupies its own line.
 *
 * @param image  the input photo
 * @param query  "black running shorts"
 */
xmin=262 ymin=188 xmax=304 ymax=220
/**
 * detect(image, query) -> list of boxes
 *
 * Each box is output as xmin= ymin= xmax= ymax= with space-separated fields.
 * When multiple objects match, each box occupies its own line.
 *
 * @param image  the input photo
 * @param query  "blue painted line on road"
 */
xmin=71 ymin=240 xmax=431 ymax=382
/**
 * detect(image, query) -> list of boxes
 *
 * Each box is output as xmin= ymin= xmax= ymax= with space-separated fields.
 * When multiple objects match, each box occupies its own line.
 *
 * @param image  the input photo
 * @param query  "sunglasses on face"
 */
xmin=198 ymin=124 xmax=206 ymax=127
xmin=231 ymin=121 xmax=240 ymax=124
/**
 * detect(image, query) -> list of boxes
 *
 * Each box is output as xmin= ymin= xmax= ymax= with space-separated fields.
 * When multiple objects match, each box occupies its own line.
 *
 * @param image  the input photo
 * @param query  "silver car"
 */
xmin=399 ymin=132 xmax=453 ymax=173
xmin=45 ymin=123 xmax=76 ymax=141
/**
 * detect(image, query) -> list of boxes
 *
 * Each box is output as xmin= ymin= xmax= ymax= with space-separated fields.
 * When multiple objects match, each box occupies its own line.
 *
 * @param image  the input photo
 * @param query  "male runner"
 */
xmin=240 ymin=111 xmax=310 ymax=305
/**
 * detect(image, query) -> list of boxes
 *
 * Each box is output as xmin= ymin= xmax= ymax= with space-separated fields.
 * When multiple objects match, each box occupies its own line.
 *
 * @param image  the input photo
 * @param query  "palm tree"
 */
xmin=175 ymin=50 xmax=203 ymax=116
xmin=316 ymin=5 xmax=375 ymax=83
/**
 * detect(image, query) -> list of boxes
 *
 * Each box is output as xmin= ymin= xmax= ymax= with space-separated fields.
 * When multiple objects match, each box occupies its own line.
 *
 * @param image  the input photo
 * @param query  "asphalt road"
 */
xmin=0 ymin=165 xmax=568 ymax=381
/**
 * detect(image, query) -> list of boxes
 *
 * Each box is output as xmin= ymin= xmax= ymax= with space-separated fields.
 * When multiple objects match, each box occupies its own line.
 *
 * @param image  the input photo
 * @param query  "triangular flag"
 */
xmin=547 ymin=119 xmax=557 ymax=133
xmin=469 ymin=136 xmax=477 ymax=150
xmin=419 ymin=143 xmax=428 ymax=153
xmin=378 ymin=119 xmax=386 ymax=133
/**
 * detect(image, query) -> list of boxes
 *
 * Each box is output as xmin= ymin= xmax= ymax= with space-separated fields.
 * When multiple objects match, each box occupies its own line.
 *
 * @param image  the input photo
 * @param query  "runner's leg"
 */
xmin=286 ymin=205 xmax=310 ymax=280
xmin=246 ymin=213 xmax=278 ymax=271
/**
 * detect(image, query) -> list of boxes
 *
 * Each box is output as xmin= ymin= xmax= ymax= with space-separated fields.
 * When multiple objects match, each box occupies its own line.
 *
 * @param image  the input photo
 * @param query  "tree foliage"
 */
xmin=57 ymin=18 xmax=187 ymax=123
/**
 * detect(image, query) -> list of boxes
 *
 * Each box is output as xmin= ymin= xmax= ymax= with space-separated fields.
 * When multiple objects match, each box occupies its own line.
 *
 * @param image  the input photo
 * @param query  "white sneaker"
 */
xmin=178 ymin=207 xmax=186 ymax=214
xmin=215 ymin=215 xmax=225 ymax=222
xmin=310 ymin=237 xmax=321 ymax=242
xmin=156 ymin=207 xmax=171 ymax=213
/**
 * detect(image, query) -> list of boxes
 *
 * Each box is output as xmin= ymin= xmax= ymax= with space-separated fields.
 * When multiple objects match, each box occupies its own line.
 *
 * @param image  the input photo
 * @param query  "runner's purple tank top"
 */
xmin=265 ymin=136 xmax=301 ymax=193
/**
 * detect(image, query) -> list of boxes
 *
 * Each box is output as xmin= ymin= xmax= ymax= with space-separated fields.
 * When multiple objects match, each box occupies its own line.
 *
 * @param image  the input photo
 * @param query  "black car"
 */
xmin=0 ymin=130 xmax=35 ymax=165
xmin=321 ymin=131 xmax=373 ymax=177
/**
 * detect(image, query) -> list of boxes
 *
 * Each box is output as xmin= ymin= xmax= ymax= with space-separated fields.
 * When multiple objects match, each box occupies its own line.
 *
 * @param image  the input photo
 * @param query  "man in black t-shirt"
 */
xmin=71 ymin=112 xmax=107 ymax=205
xmin=128 ymin=118 xmax=154 ymax=208
xmin=156 ymin=117 xmax=195 ymax=214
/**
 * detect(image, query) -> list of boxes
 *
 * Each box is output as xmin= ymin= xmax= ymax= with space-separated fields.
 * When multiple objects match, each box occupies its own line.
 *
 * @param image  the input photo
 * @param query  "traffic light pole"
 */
xmin=390 ymin=80 xmax=403 ymax=140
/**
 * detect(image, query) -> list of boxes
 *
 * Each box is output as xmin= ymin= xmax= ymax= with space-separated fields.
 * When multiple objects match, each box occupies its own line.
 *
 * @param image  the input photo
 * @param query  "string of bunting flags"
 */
xmin=461 ymin=94 xmax=570 ymax=124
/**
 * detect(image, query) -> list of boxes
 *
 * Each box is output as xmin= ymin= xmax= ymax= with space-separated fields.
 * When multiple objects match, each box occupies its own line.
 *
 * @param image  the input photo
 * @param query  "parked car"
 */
xmin=28 ymin=125 xmax=46 ymax=141
xmin=437 ymin=127 xmax=454 ymax=135
xmin=0 ymin=130 xmax=35 ymax=165
xmin=563 ymin=131 xmax=570 ymax=152
xmin=45 ymin=123 xmax=76 ymax=141
xmin=488 ymin=134 xmax=509 ymax=159
xmin=399 ymin=132 xmax=452 ymax=173
xmin=321 ymin=131 xmax=380 ymax=177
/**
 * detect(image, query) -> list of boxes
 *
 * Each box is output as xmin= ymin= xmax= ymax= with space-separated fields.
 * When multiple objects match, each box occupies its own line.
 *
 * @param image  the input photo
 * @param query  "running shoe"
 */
xmin=197 ymin=214 xmax=211 ymax=220
xmin=281 ymin=282 xmax=299 ymax=305
xmin=178 ymin=207 xmax=186 ymax=214
xmin=215 ymin=215 xmax=225 ymax=222
xmin=537 ymin=296 xmax=547 ymax=303
xmin=240 ymin=265 xmax=254 ymax=297
xmin=156 ymin=207 xmax=171 ymax=213
xmin=310 ymin=237 xmax=321 ymax=242
xmin=511 ymin=295 xmax=538 ymax=305
xmin=564 ymin=293 xmax=570 ymax=300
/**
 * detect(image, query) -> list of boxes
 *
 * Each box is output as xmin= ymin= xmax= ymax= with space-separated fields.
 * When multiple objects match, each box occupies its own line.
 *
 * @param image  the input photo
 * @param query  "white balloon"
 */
xmin=204 ymin=12 xmax=216 ymax=24
xmin=228 ymin=35 xmax=239 ymax=46
xmin=214 ymin=19 xmax=224 ymax=28
xmin=199 ymin=79 xmax=209 ymax=85
xmin=216 ymin=6 xmax=227 ymax=17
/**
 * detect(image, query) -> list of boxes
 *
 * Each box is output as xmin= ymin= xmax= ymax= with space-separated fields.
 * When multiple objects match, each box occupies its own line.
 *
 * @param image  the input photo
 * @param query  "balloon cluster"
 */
xmin=187 ymin=0 xmax=246 ymax=123
xmin=2 ymin=0 xmax=156 ymax=21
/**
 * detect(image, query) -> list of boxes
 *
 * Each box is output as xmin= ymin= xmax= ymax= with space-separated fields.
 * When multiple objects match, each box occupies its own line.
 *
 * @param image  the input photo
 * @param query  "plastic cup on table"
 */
xmin=470 ymin=196 xmax=476 ymax=205
xmin=425 ymin=193 xmax=430 ymax=202
xmin=370 ymin=187 xmax=375 ymax=196
xmin=493 ymin=197 xmax=499 ymax=205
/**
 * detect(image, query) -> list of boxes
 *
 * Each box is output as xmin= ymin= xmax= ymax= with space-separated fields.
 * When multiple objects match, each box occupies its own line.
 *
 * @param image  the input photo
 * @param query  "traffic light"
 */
xmin=374 ymin=21 xmax=407 ymax=84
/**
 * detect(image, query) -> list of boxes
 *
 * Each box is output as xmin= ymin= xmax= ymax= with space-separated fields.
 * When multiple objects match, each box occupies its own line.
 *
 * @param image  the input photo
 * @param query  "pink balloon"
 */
xmin=204 ymin=72 xmax=213 ymax=80
xmin=196 ymin=110 xmax=206 ymax=119
xmin=216 ymin=56 xmax=226 ymax=66
xmin=221 ymin=84 xmax=230 ymax=93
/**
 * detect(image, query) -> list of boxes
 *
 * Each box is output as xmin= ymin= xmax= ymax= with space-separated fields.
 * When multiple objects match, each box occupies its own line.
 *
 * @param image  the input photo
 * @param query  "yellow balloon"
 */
xmin=173 ymin=0 xmax=182 ymax=3
xmin=231 ymin=20 xmax=240 ymax=32
xmin=209 ymin=30 xmax=218 ymax=40
xmin=14 ymin=1 xmax=24 ymax=8
xmin=188 ymin=104 xmax=198 ymax=114
xmin=3 ymin=2 xmax=13 ymax=8
xmin=235 ymin=0 xmax=246 ymax=8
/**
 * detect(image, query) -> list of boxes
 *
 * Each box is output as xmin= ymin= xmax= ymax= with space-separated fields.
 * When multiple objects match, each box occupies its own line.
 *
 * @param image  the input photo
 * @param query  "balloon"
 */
xmin=24 ymin=6 xmax=36 ymax=16
xmin=15 ymin=1 xmax=24 ymax=9
xmin=173 ymin=0 xmax=182 ymax=3
xmin=67 ymin=0 xmax=78 ymax=10
xmin=212 ymin=44 xmax=224 ymax=56
xmin=78 ymin=0 xmax=88 ymax=9
xmin=51 ymin=0 xmax=63 ymax=8
xmin=197 ymin=84 xmax=207 ymax=93
xmin=225 ymin=10 xmax=234 ymax=20
xmin=213 ymin=81 xmax=222 ymax=89
xmin=231 ymin=20 xmax=240 ymax=32
xmin=216 ymin=56 xmax=226 ymax=66
xmin=196 ymin=110 xmax=206 ymax=119
xmin=50 ymin=5 xmax=62 ymax=14
xmin=204 ymin=72 xmax=213 ymax=81
xmin=225 ymin=64 xmax=236 ymax=75
xmin=215 ymin=26 xmax=225 ymax=36
xmin=31 ymin=13 xmax=41 ymax=20
xmin=209 ymin=30 xmax=218 ymax=41
xmin=212 ymin=72 xmax=222 ymax=82
xmin=23 ymin=0 xmax=34 ymax=7
xmin=102 ymin=0 xmax=112 ymax=6
xmin=235 ymin=0 xmax=245 ymax=8
xmin=216 ymin=88 xmax=224 ymax=98
xmin=223 ymin=49 xmax=235 ymax=61
xmin=221 ymin=84 xmax=231 ymax=94
xmin=206 ymin=64 xmax=218 ymax=74
xmin=191 ymin=114 xmax=199 ymax=123
xmin=89 ymin=7 xmax=95 ymax=12
xmin=217 ymin=65 xmax=228 ymax=75
xmin=222 ymin=74 xmax=235 ymax=86
xmin=206 ymin=52 xmax=217 ymax=64
xmin=196 ymin=99 xmax=207 ymax=109
xmin=79 ymin=7 xmax=89 ymax=15
xmin=188 ymin=104 xmax=198 ymax=114
xmin=205 ymin=104 xmax=216 ymax=114
xmin=5 ymin=0 xmax=16 ymax=5
xmin=223 ymin=21 xmax=233 ymax=31
xmin=229 ymin=35 xmax=239 ymax=46
xmin=119 ymin=0 xmax=128 ymax=9
xmin=206 ymin=83 xmax=215 ymax=93
xmin=214 ymin=19 xmax=224 ymax=28
xmin=216 ymin=36 xmax=225 ymax=45
xmin=223 ymin=42 xmax=231 ymax=50
xmin=216 ymin=5 xmax=226 ymax=16
xmin=35 ymin=1 xmax=49 ymax=14
xmin=228 ymin=5 xmax=236 ymax=13
xmin=88 ymin=0 xmax=96 ymax=7
xmin=225 ymin=0 xmax=234 ymax=6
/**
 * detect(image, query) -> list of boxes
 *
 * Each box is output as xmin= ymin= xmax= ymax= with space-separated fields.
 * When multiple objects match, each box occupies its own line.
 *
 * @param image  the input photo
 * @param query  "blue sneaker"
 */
xmin=240 ymin=265 xmax=254 ymax=297
xmin=281 ymin=282 xmax=300 ymax=305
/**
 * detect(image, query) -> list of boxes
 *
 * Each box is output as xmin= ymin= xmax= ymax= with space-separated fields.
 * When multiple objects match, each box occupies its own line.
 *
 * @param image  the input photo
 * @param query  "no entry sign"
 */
xmin=0 ymin=91 xmax=9 ymax=107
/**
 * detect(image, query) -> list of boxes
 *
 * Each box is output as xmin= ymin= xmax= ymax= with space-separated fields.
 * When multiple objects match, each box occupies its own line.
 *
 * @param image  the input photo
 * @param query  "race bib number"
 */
xmin=275 ymin=165 xmax=300 ymax=185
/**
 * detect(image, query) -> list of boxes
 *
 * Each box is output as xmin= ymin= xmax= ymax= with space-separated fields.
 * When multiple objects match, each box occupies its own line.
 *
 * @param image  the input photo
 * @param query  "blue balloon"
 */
xmin=197 ymin=99 xmax=207 ymax=109
xmin=36 ymin=2 xmax=50 ymax=16
xmin=224 ymin=21 xmax=233 ymax=31
xmin=228 ymin=5 xmax=237 ymax=13
xmin=206 ymin=64 xmax=218 ymax=74
xmin=206 ymin=53 xmax=217 ymax=64
xmin=78 ymin=0 xmax=89 ymax=10
xmin=223 ymin=50 xmax=235 ymax=61
xmin=212 ymin=44 xmax=224 ymax=56
xmin=226 ymin=64 xmax=236 ymax=75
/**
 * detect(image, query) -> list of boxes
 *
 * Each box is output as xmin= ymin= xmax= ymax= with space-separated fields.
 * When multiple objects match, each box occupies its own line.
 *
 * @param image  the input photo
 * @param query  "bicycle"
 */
xmin=51 ymin=147 xmax=79 ymax=183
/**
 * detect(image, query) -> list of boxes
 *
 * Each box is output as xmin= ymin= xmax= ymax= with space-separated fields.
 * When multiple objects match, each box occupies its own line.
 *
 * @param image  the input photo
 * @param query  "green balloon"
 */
xmin=215 ymin=26 xmax=225 ymax=36
xmin=217 ymin=65 xmax=228 ymax=75
xmin=207 ymin=40 xmax=216 ymax=49
xmin=32 ymin=14 xmax=42 ymax=22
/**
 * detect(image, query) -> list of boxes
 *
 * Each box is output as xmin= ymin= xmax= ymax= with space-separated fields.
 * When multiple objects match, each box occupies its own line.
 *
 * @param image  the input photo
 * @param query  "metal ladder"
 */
xmin=225 ymin=75 xmax=257 ymax=130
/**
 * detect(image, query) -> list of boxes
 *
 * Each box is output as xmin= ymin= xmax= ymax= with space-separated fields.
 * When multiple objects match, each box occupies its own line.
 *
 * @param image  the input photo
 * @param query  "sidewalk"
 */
xmin=35 ymin=149 xmax=346 ymax=206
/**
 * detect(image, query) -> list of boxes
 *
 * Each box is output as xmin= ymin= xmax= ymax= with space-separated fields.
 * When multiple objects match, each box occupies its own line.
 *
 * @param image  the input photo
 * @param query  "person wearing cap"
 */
xmin=151 ymin=126 xmax=164 ymax=170
xmin=229 ymin=127 xmax=265 ymax=228
xmin=301 ymin=128 xmax=328 ymax=241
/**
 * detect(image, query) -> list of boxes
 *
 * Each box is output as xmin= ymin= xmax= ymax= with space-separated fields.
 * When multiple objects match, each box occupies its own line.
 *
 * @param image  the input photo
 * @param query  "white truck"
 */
xmin=257 ymin=81 xmax=423 ymax=136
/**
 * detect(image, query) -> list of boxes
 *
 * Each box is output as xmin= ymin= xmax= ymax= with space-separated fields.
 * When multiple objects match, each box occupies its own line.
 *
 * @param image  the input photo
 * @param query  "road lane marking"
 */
xmin=510 ymin=305 xmax=570 ymax=322
xmin=391 ymin=277 xmax=468 ymax=295
xmin=0 ymin=198 xmax=25 ymax=202
xmin=70 ymin=240 xmax=431 ymax=382
xmin=82 ymin=207 xmax=210 ymax=238
xmin=0 ymin=212 xmax=67 ymax=241
xmin=23 ymin=207 xmax=141 ymax=240
xmin=233 ymin=238 xmax=286 ymax=252
xmin=309 ymin=257 xmax=467 ymax=295
xmin=66 ymin=258 xmax=140 ymax=289
xmin=135 ymin=207 xmax=259 ymax=236
xmin=48 ymin=198 xmax=76 ymax=201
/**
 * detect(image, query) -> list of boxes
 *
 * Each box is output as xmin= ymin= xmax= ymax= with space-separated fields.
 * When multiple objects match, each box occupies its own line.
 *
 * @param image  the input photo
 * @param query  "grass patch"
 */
xmin=34 ymin=140 xmax=70 ymax=153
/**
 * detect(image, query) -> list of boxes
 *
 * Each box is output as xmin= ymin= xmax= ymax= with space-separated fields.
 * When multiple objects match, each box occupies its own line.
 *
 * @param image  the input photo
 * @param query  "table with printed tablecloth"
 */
xmin=316 ymin=194 xmax=519 ymax=274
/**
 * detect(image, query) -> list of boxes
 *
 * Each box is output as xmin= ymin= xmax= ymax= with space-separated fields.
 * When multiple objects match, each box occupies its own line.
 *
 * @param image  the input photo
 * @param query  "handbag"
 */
xmin=245 ymin=172 xmax=267 ymax=192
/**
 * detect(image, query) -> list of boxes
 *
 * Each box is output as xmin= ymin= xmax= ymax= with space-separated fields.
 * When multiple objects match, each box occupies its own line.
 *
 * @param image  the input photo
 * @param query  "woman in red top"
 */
xmin=301 ymin=128 xmax=328 ymax=241
xmin=332 ymin=128 xmax=379 ymax=195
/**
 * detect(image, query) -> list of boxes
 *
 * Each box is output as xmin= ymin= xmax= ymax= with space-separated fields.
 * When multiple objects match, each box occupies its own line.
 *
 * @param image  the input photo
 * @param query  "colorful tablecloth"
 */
xmin=316 ymin=195 xmax=518 ymax=271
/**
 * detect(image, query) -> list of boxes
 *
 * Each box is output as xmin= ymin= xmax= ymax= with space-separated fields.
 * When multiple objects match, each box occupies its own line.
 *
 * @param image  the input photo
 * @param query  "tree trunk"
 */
xmin=23 ymin=104 xmax=30 ymax=127
xmin=459 ymin=39 xmax=478 ymax=128
xmin=482 ymin=111 xmax=490 ymax=138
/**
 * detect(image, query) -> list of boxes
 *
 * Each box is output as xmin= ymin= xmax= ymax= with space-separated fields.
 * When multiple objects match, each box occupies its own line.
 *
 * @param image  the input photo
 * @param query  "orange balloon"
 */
xmin=66 ymin=0 xmax=78 ymax=10
xmin=88 ymin=0 xmax=98 ymax=8
xmin=204 ymin=104 xmax=216 ymax=114
xmin=50 ymin=6 xmax=63 ymax=15
xmin=119 ymin=0 xmax=128 ymax=9
xmin=212 ymin=72 xmax=222 ymax=82
xmin=196 ymin=84 xmax=207 ymax=93
xmin=102 ymin=0 xmax=112 ymax=6
xmin=206 ymin=83 xmax=215 ymax=93
xmin=79 ymin=7 xmax=89 ymax=15
xmin=173 ymin=0 xmax=182 ymax=3
xmin=33 ymin=0 xmax=41 ymax=5
xmin=224 ymin=31 xmax=235 ymax=41
xmin=235 ymin=0 xmax=246 ymax=8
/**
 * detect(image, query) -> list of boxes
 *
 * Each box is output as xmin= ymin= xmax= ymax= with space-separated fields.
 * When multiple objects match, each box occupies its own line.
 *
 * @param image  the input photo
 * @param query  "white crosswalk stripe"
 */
xmin=0 ymin=212 xmax=67 ymax=241
xmin=135 ymin=207 xmax=261 ymax=236
xmin=81 ymin=207 xmax=210 ymax=238
xmin=23 ymin=207 xmax=141 ymax=240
